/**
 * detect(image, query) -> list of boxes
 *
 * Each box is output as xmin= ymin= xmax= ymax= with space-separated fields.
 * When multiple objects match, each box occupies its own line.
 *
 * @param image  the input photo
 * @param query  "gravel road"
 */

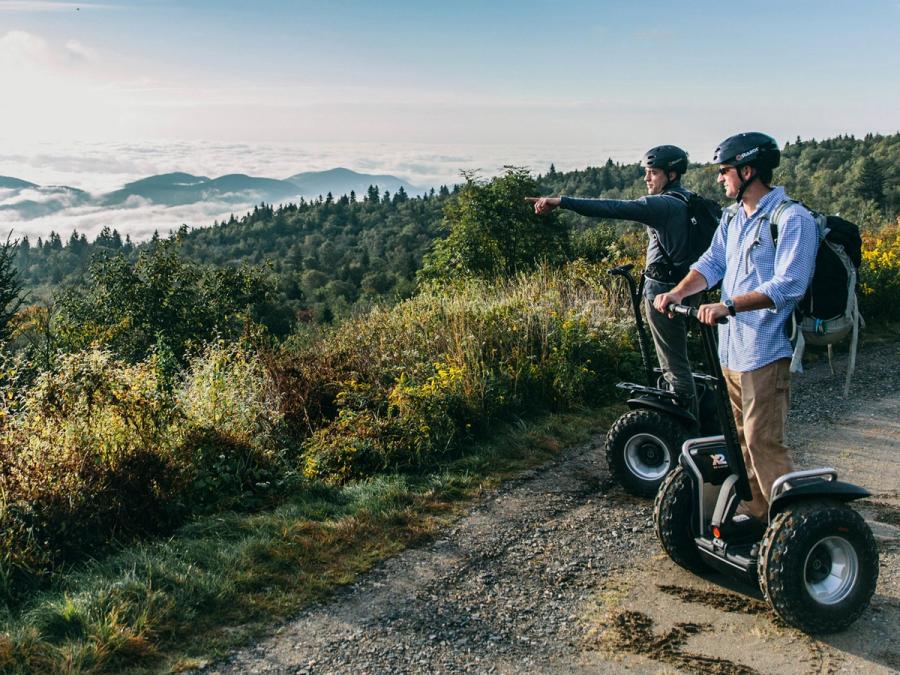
xmin=202 ymin=342 xmax=900 ymax=675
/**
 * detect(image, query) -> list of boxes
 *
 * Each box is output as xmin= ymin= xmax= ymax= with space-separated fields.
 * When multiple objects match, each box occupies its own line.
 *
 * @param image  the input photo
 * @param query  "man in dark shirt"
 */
xmin=527 ymin=146 xmax=699 ymax=414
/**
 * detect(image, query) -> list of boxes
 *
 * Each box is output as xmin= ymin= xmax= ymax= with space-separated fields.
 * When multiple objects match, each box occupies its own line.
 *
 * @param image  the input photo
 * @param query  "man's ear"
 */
xmin=668 ymin=171 xmax=678 ymax=183
xmin=740 ymin=165 xmax=754 ymax=181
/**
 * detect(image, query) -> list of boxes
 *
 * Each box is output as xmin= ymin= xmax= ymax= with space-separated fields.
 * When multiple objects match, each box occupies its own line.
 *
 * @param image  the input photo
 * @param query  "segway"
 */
xmin=654 ymin=303 xmax=879 ymax=633
xmin=603 ymin=264 xmax=721 ymax=497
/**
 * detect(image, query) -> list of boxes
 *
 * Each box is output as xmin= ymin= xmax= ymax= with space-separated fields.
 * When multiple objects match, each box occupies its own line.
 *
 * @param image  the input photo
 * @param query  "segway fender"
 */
xmin=769 ymin=481 xmax=870 ymax=516
xmin=626 ymin=398 xmax=694 ymax=425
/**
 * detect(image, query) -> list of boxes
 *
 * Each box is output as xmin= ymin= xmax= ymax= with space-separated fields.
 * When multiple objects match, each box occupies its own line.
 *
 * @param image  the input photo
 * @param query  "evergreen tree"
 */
xmin=0 ymin=235 xmax=25 ymax=342
xmin=855 ymin=158 xmax=885 ymax=207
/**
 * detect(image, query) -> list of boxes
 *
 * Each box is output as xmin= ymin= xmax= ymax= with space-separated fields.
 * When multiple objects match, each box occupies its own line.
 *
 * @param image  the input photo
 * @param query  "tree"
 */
xmin=0 ymin=235 xmax=25 ymax=342
xmin=419 ymin=167 xmax=570 ymax=282
xmin=855 ymin=158 xmax=885 ymax=207
xmin=54 ymin=238 xmax=284 ymax=362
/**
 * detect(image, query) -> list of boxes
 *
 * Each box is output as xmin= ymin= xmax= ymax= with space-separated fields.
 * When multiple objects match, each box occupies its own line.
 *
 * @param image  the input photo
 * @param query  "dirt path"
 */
xmin=204 ymin=343 xmax=900 ymax=674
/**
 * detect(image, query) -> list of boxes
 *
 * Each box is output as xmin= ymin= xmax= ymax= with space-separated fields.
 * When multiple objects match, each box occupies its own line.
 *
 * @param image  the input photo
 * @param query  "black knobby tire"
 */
xmin=604 ymin=408 xmax=685 ymax=497
xmin=654 ymin=465 xmax=710 ymax=574
xmin=758 ymin=501 xmax=879 ymax=634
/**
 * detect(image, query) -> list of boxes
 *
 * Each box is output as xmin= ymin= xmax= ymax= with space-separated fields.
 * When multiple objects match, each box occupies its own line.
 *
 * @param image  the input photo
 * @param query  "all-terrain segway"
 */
xmin=603 ymin=264 xmax=721 ymax=497
xmin=654 ymin=303 xmax=879 ymax=633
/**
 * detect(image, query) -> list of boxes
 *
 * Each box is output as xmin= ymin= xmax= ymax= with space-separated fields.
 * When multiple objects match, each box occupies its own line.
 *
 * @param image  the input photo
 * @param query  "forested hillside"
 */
xmin=14 ymin=187 xmax=454 ymax=326
xmin=12 ymin=133 xmax=899 ymax=330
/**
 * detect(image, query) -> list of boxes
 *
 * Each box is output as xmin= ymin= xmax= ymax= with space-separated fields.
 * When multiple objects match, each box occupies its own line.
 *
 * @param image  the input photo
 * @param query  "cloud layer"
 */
xmin=0 ymin=138 xmax=632 ymax=242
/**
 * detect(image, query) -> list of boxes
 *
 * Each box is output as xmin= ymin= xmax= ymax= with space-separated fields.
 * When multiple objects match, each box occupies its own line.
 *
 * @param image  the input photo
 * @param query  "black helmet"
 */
xmin=713 ymin=132 xmax=780 ymax=169
xmin=641 ymin=145 xmax=689 ymax=175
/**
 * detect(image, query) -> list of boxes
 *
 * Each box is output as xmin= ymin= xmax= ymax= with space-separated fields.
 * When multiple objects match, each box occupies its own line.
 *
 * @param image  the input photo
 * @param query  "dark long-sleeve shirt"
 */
xmin=559 ymin=184 xmax=693 ymax=278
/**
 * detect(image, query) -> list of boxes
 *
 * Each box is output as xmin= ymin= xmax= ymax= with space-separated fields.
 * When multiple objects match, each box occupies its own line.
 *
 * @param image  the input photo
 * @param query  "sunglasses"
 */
xmin=717 ymin=166 xmax=736 ymax=175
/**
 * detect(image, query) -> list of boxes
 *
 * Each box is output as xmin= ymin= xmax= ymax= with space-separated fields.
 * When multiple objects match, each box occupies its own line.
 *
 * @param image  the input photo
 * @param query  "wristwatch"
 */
xmin=724 ymin=299 xmax=737 ymax=316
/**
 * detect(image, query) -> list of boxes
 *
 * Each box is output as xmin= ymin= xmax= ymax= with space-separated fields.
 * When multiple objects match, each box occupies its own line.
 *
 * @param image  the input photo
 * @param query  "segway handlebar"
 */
xmin=607 ymin=263 xmax=654 ymax=384
xmin=666 ymin=303 xmax=729 ymax=325
xmin=606 ymin=263 xmax=635 ymax=277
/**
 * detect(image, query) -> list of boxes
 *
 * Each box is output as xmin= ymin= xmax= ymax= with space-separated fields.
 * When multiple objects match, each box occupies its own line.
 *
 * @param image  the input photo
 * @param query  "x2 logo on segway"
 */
xmin=686 ymin=444 xmax=731 ymax=485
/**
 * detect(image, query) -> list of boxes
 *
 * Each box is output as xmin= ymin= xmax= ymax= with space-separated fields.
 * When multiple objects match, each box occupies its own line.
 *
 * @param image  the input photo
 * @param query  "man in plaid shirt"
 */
xmin=653 ymin=132 xmax=819 ymax=523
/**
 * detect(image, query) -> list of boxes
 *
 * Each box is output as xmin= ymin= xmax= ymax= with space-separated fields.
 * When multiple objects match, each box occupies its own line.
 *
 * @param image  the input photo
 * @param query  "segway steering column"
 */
xmin=666 ymin=303 xmax=752 ymax=502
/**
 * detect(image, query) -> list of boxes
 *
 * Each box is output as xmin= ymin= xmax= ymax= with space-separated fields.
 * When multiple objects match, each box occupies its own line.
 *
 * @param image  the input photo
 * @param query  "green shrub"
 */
xmin=860 ymin=219 xmax=900 ymax=320
xmin=177 ymin=342 xmax=294 ymax=510
xmin=0 ymin=350 xmax=181 ymax=595
xmin=0 ymin=259 xmax=643 ymax=590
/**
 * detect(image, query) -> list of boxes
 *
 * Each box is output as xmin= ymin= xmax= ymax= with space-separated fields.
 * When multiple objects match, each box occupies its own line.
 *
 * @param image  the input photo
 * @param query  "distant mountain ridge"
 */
xmin=0 ymin=168 xmax=424 ymax=221
xmin=286 ymin=167 xmax=419 ymax=199
xmin=0 ymin=177 xmax=39 ymax=190
xmin=100 ymin=172 xmax=302 ymax=207
xmin=0 ymin=178 xmax=90 ymax=219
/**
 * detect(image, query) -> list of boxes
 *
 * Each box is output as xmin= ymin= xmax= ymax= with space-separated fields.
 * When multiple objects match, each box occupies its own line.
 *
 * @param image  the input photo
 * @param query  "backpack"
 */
xmin=652 ymin=190 xmax=722 ymax=280
xmin=768 ymin=200 xmax=863 ymax=397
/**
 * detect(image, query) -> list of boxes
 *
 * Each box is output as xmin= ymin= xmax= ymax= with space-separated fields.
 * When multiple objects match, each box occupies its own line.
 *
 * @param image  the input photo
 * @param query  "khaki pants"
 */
xmin=722 ymin=358 xmax=794 ymax=521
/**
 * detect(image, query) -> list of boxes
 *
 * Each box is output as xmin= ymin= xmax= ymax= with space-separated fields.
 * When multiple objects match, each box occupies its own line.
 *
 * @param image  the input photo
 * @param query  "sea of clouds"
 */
xmin=0 ymin=139 xmax=638 ymax=242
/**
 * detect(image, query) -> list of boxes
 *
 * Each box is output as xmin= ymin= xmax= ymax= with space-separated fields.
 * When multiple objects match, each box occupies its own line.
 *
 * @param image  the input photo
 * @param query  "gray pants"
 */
xmin=643 ymin=294 xmax=698 ymax=410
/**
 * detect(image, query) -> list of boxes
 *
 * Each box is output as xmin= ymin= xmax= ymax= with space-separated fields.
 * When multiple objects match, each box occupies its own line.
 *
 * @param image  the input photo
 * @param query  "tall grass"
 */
xmin=0 ymin=261 xmax=639 ymax=601
xmin=280 ymin=261 xmax=639 ymax=481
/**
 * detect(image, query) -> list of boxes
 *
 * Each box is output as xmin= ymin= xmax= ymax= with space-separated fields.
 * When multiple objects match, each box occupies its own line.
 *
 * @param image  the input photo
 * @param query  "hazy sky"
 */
xmin=1 ymin=0 xmax=898 ymax=240
xmin=2 ymin=0 xmax=898 ymax=156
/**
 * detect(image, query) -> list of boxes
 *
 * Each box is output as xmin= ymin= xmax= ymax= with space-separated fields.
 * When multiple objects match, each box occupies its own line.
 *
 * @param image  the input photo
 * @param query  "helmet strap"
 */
xmin=662 ymin=171 xmax=679 ymax=191
xmin=735 ymin=166 xmax=758 ymax=202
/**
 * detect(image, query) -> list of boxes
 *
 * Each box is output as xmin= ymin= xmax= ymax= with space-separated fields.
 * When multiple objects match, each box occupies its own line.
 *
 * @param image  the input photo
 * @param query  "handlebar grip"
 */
xmin=607 ymin=263 xmax=635 ymax=276
xmin=667 ymin=303 xmax=729 ymax=324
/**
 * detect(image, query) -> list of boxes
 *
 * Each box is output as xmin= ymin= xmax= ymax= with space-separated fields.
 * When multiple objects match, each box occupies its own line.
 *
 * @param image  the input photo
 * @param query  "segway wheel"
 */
xmin=604 ymin=409 xmax=685 ymax=497
xmin=758 ymin=501 xmax=879 ymax=634
xmin=653 ymin=465 xmax=710 ymax=574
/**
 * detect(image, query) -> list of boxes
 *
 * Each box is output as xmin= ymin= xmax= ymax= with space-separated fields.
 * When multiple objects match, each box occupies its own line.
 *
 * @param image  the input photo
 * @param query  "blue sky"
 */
xmin=1 ymin=0 xmax=898 ymax=156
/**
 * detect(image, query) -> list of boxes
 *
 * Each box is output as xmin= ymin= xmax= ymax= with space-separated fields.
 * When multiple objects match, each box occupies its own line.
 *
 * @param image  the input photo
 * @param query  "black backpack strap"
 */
xmin=648 ymin=230 xmax=677 ymax=270
xmin=663 ymin=189 xmax=691 ymax=206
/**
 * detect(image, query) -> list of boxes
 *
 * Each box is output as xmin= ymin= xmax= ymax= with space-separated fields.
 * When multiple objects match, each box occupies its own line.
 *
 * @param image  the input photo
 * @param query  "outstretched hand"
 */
xmin=524 ymin=196 xmax=561 ymax=215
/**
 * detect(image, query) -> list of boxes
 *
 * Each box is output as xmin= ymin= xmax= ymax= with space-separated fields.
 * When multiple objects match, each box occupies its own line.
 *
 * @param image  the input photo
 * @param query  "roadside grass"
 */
xmin=0 ymin=406 xmax=614 ymax=674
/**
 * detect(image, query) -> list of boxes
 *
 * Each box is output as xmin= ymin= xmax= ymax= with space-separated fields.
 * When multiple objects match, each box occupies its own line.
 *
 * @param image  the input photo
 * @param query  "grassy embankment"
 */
xmin=0 ymin=261 xmax=639 ymax=673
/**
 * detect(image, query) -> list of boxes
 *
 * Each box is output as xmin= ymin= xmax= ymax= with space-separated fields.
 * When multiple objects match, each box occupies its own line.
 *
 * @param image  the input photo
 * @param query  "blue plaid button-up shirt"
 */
xmin=692 ymin=187 xmax=819 ymax=372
